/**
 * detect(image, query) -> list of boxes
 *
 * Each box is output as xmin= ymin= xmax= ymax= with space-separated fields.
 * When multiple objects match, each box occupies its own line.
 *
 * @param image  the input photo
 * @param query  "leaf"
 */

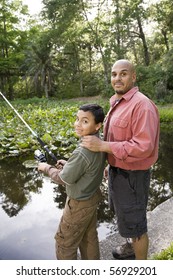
xmin=41 ymin=133 xmax=53 ymax=143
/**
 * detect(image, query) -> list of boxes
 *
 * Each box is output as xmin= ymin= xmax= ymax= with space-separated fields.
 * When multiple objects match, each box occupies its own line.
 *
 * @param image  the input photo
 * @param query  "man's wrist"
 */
xmin=101 ymin=141 xmax=112 ymax=153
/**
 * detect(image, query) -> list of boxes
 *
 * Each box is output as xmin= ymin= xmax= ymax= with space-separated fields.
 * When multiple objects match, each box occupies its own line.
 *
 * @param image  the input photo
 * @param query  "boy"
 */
xmin=38 ymin=104 xmax=105 ymax=260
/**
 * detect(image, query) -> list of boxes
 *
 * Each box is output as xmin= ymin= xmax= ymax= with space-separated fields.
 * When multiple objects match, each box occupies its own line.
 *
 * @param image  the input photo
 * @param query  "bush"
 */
xmin=152 ymin=243 xmax=173 ymax=260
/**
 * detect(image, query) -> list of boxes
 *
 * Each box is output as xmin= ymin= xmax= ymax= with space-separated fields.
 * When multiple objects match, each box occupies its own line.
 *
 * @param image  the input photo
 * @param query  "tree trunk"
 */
xmin=137 ymin=15 xmax=150 ymax=66
xmin=161 ymin=29 xmax=169 ymax=51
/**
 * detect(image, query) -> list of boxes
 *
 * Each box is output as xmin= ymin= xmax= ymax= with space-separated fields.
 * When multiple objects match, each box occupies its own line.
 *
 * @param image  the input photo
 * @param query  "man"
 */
xmin=81 ymin=59 xmax=160 ymax=260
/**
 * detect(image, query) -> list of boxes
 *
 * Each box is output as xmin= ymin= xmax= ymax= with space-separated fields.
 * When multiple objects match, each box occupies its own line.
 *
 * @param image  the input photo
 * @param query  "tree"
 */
xmin=0 ymin=0 xmax=28 ymax=99
xmin=150 ymin=0 xmax=173 ymax=52
xmin=118 ymin=0 xmax=150 ymax=66
xmin=23 ymin=31 xmax=56 ymax=98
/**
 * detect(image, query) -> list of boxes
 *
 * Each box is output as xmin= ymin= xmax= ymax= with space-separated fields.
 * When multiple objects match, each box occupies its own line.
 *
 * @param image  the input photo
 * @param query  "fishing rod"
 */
xmin=0 ymin=91 xmax=58 ymax=163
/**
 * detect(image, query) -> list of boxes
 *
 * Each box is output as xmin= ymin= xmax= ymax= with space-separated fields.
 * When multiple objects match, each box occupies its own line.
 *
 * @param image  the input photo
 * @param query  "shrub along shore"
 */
xmin=0 ymin=97 xmax=173 ymax=160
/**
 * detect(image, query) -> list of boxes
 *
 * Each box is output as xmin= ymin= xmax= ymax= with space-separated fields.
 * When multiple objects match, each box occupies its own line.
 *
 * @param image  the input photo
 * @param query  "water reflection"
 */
xmin=0 ymin=158 xmax=42 ymax=217
xmin=148 ymin=126 xmax=173 ymax=210
xmin=0 ymin=126 xmax=173 ymax=259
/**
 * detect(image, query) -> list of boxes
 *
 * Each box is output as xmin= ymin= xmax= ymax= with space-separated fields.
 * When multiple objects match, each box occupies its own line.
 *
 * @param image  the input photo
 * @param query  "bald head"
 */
xmin=111 ymin=59 xmax=136 ymax=96
xmin=112 ymin=59 xmax=135 ymax=74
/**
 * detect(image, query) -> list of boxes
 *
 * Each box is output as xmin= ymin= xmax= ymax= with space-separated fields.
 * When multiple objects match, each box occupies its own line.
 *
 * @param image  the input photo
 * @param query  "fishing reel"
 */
xmin=34 ymin=149 xmax=47 ymax=162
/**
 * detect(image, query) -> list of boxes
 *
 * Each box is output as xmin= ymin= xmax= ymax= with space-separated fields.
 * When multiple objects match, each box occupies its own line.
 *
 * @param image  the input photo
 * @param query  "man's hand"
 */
xmin=81 ymin=135 xmax=112 ymax=153
xmin=80 ymin=135 xmax=103 ymax=152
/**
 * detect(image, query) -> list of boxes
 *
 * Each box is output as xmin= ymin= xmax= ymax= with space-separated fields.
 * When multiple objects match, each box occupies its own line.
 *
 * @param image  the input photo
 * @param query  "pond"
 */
xmin=0 ymin=127 xmax=173 ymax=260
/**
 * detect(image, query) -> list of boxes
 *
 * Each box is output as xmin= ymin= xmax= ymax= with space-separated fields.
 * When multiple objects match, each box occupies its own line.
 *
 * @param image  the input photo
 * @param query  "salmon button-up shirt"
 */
xmin=104 ymin=87 xmax=160 ymax=170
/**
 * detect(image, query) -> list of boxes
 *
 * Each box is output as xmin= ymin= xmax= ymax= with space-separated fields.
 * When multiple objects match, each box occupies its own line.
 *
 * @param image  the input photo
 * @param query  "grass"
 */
xmin=151 ymin=243 xmax=173 ymax=260
xmin=158 ymin=106 xmax=173 ymax=123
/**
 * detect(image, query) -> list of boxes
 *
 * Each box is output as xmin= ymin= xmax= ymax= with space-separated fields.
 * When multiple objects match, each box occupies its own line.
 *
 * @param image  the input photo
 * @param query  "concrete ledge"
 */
xmin=100 ymin=197 xmax=173 ymax=259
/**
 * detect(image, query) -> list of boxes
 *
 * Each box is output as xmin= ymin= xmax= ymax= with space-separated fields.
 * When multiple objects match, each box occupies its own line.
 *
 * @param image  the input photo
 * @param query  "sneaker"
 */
xmin=112 ymin=242 xmax=135 ymax=260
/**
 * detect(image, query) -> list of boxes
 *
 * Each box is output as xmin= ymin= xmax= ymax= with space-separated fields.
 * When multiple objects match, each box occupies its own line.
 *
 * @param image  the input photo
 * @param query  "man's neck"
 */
xmin=114 ymin=93 xmax=123 ymax=100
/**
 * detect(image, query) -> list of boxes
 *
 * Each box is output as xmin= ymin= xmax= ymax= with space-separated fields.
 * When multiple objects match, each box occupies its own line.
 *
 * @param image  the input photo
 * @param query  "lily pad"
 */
xmin=23 ymin=160 xmax=38 ymax=169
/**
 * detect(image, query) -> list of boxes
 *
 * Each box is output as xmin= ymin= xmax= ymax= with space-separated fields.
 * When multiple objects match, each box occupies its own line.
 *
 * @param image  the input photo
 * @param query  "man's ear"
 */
xmin=132 ymin=71 xmax=136 ymax=83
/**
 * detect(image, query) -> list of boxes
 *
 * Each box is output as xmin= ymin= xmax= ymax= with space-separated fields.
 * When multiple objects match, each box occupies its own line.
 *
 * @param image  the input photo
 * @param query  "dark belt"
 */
xmin=110 ymin=166 xmax=149 ymax=178
xmin=110 ymin=166 xmax=129 ymax=178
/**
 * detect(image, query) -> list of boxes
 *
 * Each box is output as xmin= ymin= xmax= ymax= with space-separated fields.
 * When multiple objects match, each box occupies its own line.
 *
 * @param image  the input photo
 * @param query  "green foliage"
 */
xmin=0 ymin=97 xmax=172 ymax=160
xmin=158 ymin=106 xmax=173 ymax=122
xmin=136 ymin=64 xmax=164 ymax=99
xmin=0 ymin=0 xmax=29 ymax=98
xmin=152 ymin=243 xmax=173 ymax=260
xmin=0 ymin=98 xmax=78 ymax=159
xmin=1 ymin=0 xmax=173 ymax=101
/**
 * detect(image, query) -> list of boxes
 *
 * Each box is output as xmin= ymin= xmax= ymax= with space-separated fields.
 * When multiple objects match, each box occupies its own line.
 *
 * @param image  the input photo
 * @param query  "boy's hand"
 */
xmin=56 ymin=159 xmax=67 ymax=167
xmin=37 ymin=162 xmax=49 ymax=172
xmin=104 ymin=165 xmax=109 ymax=179
xmin=55 ymin=159 xmax=67 ymax=172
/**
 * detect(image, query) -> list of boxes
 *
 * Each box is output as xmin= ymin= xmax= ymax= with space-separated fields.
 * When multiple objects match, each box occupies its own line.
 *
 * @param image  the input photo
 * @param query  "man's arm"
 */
xmin=81 ymin=108 xmax=159 ymax=163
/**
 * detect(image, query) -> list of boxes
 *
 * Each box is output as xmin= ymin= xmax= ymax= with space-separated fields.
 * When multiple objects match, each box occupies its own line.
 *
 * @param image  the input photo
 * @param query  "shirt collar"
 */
xmin=110 ymin=86 xmax=139 ymax=106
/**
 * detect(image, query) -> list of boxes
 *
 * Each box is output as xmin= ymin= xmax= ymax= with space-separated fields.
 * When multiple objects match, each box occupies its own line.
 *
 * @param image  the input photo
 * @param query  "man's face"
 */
xmin=74 ymin=110 xmax=101 ymax=137
xmin=111 ymin=61 xmax=136 ymax=95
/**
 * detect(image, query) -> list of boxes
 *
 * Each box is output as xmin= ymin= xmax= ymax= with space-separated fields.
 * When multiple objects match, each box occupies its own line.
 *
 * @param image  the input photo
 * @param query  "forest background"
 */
xmin=0 ymin=0 xmax=173 ymax=102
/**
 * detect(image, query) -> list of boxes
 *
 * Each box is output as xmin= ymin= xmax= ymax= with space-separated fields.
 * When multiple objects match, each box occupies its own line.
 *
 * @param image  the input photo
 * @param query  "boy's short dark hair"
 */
xmin=79 ymin=104 xmax=105 ymax=124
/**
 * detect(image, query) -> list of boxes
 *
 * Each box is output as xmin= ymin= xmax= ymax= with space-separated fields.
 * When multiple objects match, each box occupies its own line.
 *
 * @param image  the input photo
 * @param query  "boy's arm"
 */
xmin=38 ymin=162 xmax=65 ymax=185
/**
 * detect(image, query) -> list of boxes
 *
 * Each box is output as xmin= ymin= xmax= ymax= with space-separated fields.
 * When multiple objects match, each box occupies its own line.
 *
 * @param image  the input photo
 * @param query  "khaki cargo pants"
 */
xmin=54 ymin=189 xmax=102 ymax=260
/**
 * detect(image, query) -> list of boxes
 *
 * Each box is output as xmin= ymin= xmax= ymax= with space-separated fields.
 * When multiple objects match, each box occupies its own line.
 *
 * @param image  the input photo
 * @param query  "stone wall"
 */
xmin=100 ymin=197 xmax=173 ymax=259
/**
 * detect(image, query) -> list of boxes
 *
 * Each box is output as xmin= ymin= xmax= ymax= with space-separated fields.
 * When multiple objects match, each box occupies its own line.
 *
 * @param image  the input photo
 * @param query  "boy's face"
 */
xmin=74 ymin=110 xmax=101 ymax=137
